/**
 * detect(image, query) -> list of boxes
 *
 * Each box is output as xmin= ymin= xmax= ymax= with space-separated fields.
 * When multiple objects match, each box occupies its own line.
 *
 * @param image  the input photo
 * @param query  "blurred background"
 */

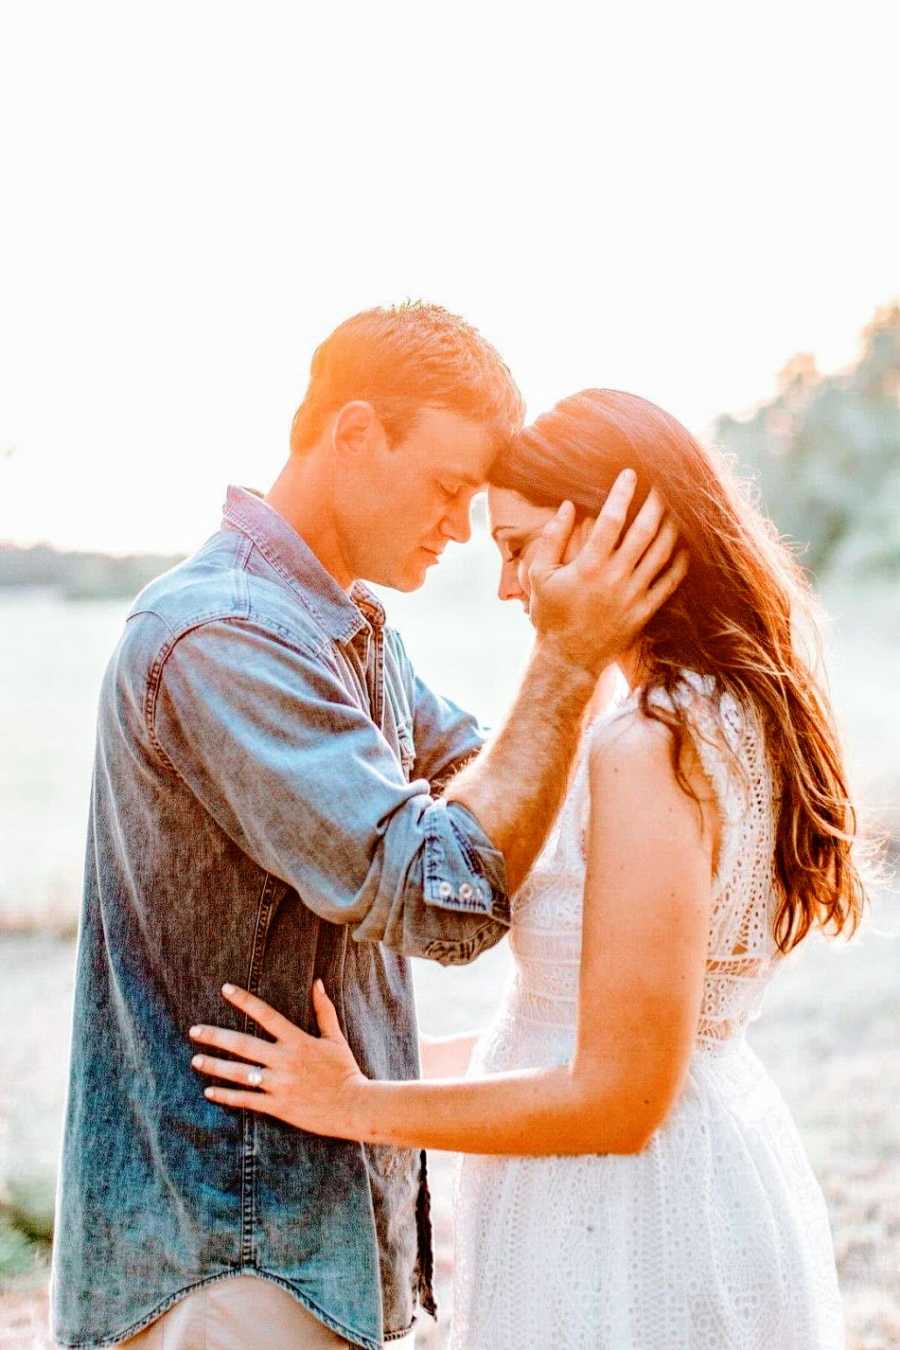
xmin=1 ymin=2 xmax=898 ymax=1346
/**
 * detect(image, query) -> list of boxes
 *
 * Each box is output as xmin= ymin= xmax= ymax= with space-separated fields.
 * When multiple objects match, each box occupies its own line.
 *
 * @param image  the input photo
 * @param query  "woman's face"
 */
xmin=487 ymin=486 xmax=593 ymax=617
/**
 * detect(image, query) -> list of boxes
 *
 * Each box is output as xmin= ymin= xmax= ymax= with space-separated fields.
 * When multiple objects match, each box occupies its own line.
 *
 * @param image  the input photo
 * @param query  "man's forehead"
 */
xmin=417 ymin=407 xmax=495 ymax=458
xmin=435 ymin=450 xmax=493 ymax=489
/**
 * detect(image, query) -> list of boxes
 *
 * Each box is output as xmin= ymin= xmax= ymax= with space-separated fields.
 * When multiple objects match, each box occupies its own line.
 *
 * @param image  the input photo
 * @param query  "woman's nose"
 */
xmin=497 ymin=562 xmax=524 ymax=602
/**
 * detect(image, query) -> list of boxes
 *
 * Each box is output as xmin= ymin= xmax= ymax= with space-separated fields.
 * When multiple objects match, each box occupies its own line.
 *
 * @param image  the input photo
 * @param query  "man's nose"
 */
xmin=441 ymin=499 xmax=473 ymax=545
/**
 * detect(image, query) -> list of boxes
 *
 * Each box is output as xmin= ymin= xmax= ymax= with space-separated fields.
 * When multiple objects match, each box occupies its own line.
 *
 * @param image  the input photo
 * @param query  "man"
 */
xmin=51 ymin=304 xmax=684 ymax=1349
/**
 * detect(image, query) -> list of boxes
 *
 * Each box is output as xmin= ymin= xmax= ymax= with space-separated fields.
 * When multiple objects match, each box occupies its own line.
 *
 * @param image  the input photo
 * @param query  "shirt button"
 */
xmin=458 ymin=883 xmax=473 ymax=900
xmin=438 ymin=881 xmax=453 ymax=899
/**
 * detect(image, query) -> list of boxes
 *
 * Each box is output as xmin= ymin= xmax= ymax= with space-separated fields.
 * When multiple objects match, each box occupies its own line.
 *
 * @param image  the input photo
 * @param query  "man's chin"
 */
xmin=372 ymin=561 xmax=430 ymax=594
xmin=398 ymin=564 xmax=430 ymax=593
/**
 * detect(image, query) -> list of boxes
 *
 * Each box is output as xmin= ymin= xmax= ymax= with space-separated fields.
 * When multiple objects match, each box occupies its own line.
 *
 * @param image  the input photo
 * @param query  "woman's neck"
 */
xmin=585 ymin=665 xmax=621 ymax=722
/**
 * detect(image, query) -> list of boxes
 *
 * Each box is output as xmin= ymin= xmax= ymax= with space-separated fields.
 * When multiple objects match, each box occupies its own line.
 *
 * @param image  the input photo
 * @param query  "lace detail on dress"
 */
xmin=639 ymin=672 xmax=782 ymax=1046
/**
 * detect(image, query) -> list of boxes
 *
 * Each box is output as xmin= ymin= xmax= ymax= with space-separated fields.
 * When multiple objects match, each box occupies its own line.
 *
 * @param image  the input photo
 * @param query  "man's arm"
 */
xmin=150 ymin=620 xmax=507 ymax=966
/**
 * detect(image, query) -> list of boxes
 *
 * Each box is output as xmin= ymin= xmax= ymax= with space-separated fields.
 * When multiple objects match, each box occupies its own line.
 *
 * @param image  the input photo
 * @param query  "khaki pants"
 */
xmin=118 ymin=1275 xmax=416 ymax=1349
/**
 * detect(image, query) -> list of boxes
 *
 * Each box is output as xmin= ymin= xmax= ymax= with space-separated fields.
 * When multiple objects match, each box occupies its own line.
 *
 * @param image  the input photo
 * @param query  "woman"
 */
xmin=189 ymin=390 xmax=863 ymax=1348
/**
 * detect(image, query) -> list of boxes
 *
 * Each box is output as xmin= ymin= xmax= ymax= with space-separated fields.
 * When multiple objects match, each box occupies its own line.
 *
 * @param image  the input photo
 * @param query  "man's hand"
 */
xmin=528 ymin=470 xmax=687 ymax=676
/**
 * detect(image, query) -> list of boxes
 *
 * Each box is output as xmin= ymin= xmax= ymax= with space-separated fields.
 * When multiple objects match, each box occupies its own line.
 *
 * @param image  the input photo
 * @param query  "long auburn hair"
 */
xmin=492 ymin=388 xmax=865 ymax=953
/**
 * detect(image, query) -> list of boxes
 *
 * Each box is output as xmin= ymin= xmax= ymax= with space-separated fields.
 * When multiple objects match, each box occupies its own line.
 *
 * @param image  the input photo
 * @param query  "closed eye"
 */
xmin=498 ymin=534 xmax=525 ymax=562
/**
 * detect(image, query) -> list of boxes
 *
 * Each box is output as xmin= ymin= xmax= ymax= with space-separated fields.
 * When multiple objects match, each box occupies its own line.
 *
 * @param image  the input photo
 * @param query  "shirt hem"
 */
xmin=53 ymin=1269 xmax=386 ymax=1350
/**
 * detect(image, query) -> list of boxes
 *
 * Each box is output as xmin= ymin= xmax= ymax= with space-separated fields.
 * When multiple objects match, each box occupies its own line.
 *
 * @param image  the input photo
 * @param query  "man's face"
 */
xmin=341 ymin=407 xmax=497 ymax=591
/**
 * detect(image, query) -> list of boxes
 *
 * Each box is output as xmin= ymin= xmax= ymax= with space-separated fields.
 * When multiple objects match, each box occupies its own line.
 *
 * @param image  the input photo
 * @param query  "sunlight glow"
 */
xmin=1 ymin=2 xmax=897 ymax=553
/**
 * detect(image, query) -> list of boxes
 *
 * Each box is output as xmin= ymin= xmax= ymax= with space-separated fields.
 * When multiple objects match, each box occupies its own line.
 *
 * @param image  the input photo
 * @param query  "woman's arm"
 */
xmin=190 ymin=714 xmax=718 ymax=1155
xmin=419 ymin=1032 xmax=480 ymax=1079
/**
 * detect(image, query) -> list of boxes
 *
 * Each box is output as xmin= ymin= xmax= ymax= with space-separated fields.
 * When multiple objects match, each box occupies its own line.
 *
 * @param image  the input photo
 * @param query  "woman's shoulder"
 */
xmin=585 ymin=708 xmax=673 ymax=811
xmin=583 ymin=714 xmax=676 ymax=828
xmin=582 ymin=677 xmax=721 ymax=880
xmin=585 ymin=673 xmax=711 ymax=795
xmin=599 ymin=669 xmax=757 ymax=758
xmin=588 ymin=668 xmax=745 ymax=754
xmin=585 ymin=669 xmax=760 ymax=866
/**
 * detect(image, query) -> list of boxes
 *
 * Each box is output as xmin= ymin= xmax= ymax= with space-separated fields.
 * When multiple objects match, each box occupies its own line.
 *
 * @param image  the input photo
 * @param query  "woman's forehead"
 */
xmin=487 ymin=486 xmax=556 ymax=534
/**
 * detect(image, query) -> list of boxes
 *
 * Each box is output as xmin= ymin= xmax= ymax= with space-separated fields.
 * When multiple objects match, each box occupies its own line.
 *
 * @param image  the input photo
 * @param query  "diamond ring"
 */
xmin=247 ymin=1067 xmax=264 ymax=1088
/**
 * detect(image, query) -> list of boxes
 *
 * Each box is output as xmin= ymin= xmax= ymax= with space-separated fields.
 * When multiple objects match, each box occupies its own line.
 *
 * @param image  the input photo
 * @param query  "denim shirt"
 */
xmin=51 ymin=486 xmax=511 ymax=1350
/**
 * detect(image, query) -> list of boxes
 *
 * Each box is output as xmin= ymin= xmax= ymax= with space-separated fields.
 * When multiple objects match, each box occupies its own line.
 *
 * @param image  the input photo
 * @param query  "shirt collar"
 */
xmin=221 ymin=485 xmax=385 ymax=643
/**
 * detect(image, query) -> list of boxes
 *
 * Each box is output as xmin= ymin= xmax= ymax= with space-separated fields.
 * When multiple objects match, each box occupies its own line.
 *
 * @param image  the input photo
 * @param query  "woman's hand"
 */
xmin=189 ymin=980 xmax=368 ymax=1138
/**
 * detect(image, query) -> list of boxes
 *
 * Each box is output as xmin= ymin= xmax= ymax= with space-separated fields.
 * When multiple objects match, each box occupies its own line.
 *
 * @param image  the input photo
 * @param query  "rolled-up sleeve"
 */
xmin=148 ymin=617 xmax=509 ymax=964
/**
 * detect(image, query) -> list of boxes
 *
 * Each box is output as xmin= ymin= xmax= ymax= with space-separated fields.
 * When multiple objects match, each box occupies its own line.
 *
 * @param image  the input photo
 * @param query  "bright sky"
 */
xmin=1 ymin=1 xmax=897 ymax=554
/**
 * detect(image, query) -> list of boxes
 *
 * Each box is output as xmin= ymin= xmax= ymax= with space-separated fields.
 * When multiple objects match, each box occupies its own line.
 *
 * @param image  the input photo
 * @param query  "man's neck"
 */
xmin=265 ymin=455 xmax=356 ymax=592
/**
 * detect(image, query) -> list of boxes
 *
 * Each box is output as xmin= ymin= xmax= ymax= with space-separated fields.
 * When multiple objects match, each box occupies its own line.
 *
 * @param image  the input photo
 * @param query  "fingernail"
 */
xmin=189 ymin=1026 xmax=200 ymax=1038
xmin=222 ymin=983 xmax=236 ymax=995
xmin=315 ymin=978 xmax=324 ymax=993
xmin=623 ymin=469 xmax=636 ymax=485
xmin=192 ymin=1054 xmax=203 ymax=1068
xmin=204 ymin=1088 xmax=215 ymax=1099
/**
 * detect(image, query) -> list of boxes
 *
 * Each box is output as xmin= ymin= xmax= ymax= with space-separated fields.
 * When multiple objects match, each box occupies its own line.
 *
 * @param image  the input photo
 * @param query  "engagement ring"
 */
xmin=247 ymin=1068 xmax=264 ymax=1088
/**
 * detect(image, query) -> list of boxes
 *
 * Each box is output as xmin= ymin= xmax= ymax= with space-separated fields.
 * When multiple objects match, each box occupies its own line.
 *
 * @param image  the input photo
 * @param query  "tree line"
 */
xmin=716 ymin=303 xmax=900 ymax=580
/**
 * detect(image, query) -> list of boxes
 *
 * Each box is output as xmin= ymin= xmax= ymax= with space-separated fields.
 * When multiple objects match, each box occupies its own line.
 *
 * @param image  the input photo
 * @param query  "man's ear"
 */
xmin=331 ymin=402 xmax=384 ymax=457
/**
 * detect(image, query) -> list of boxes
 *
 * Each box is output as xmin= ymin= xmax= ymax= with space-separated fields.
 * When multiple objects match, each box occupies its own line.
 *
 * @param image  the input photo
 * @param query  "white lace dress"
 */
xmin=450 ymin=674 xmax=844 ymax=1349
